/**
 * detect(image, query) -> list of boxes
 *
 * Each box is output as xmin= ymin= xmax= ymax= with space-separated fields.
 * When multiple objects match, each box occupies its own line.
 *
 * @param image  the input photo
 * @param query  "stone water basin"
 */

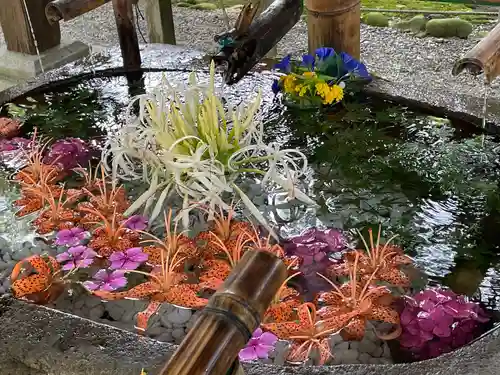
xmin=0 ymin=66 xmax=499 ymax=371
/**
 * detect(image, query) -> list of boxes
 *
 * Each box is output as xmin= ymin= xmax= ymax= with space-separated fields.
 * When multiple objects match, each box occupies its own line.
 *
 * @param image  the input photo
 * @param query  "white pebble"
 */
xmin=156 ymin=331 xmax=173 ymax=343
xmin=358 ymin=353 xmax=372 ymax=364
xmin=85 ymin=296 xmax=102 ymax=309
xmin=382 ymin=344 xmax=392 ymax=358
xmin=359 ymin=340 xmax=378 ymax=354
xmin=74 ymin=299 xmax=85 ymax=309
xmin=349 ymin=341 xmax=360 ymax=350
xmin=336 ymin=341 xmax=349 ymax=351
xmin=371 ymin=345 xmax=383 ymax=358
xmin=272 ymin=341 xmax=290 ymax=366
xmin=88 ymin=304 xmax=105 ymax=320
xmin=121 ymin=310 xmax=138 ymax=323
xmin=166 ymin=308 xmax=192 ymax=325
xmin=147 ymin=326 xmax=165 ymax=337
xmin=339 ymin=350 xmax=359 ymax=364
xmin=330 ymin=334 xmax=344 ymax=346
xmin=172 ymin=328 xmax=186 ymax=342
xmin=106 ymin=303 xmax=125 ymax=321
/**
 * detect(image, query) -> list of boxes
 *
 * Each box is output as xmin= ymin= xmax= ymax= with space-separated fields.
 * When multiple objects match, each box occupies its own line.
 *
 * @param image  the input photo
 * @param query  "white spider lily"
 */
xmin=102 ymin=61 xmax=316 ymax=236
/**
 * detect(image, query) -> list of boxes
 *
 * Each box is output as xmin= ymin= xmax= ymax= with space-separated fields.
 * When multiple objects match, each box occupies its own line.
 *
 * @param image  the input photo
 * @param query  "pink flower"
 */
xmin=109 ymin=247 xmax=148 ymax=270
xmin=55 ymin=228 xmax=89 ymax=246
xmin=83 ymin=270 xmax=128 ymax=291
xmin=56 ymin=245 xmax=97 ymax=270
xmin=238 ymin=328 xmax=278 ymax=362
xmin=123 ymin=215 xmax=148 ymax=231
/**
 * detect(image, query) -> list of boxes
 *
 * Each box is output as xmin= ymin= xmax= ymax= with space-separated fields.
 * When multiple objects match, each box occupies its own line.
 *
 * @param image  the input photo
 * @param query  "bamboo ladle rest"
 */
xmin=159 ymin=249 xmax=287 ymax=375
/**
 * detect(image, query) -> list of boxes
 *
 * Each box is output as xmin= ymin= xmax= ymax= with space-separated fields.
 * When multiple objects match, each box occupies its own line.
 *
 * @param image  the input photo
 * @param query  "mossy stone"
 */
xmin=191 ymin=2 xmax=218 ymax=9
xmin=363 ymin=12 xmax=389 ymax=27
xmin=425 ymin=18 xmax=473 ymax=39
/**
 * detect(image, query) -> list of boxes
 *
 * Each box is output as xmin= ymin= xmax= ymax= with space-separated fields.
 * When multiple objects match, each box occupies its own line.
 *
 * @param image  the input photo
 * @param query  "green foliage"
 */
xmin=425 ymin=18 xmax=473 ymax=38
xmin=176 ymin=2 xmax=191 ymax=6
xmin=363 ymin=12 xmax=390 ymax=27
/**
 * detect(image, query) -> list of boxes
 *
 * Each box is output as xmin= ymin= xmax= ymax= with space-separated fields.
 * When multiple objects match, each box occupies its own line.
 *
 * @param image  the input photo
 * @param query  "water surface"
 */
xmin=4 ymin=71 xmax=500 ymax=310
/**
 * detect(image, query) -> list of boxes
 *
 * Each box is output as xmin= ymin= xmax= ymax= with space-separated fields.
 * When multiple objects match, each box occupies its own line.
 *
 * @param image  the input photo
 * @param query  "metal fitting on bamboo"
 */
xmin=452 ymin=21 xmax=500 ymax=83
xmin=160 ymin=249 xmax=287 ymax=375
xmin=45 ymin=0 xmax=111 ymax=23
xmin=305 ymin=0 xmax=361 ymax=59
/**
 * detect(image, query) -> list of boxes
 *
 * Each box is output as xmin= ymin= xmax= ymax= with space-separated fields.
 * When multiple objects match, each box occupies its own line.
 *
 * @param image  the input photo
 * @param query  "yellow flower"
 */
xmin=330 ymin=84 xmax=344 ymax=103
xmin=294 ymin=84 xmax=309 ymax=97
xmin=303 ymin=71 xmax=316 ymax=78
xmin=140 ymin=369 xmax=147 ymax=375
xmin=315 ymin=82 xmax=344 ymax=105
xmin=282 ymin=75 xmax=296 ymax=93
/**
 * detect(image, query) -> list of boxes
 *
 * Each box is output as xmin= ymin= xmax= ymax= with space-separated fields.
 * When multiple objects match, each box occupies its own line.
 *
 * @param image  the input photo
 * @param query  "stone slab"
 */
xmin=0 ymin=296 xmax=499 ymax=375
xmin=0 ymin=41 xmax=90 ymax=80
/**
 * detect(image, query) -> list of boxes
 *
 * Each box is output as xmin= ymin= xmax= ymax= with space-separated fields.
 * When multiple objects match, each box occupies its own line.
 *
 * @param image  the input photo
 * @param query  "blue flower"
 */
xmin=301 ymin=54 xmax=315 ymax=70
xmin=315 ymin=47 xmax=335 ymax=60
xmin=274 ymin=55 xmax=291 ymax=73
xmin=340 ymin=52 xmax=371 ymax=81
xmin=271 ymin=79 xmax=281 ymax=94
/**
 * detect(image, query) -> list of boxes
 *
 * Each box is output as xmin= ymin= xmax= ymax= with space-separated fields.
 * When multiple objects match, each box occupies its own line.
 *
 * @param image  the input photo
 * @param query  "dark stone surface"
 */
xmin=0 ymin=295 xmax=499 ymax=375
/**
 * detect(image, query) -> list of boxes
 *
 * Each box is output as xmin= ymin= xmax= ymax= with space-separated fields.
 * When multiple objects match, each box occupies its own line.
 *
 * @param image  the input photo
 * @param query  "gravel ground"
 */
xmin=0 ymin=3 xmax=498 ymax=101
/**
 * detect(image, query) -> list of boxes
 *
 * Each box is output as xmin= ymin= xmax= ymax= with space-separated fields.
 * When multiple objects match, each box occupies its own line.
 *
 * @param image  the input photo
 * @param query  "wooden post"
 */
xmin=145 ymin=0 xmax=176 ymax=44
xmin=305 ymin=0 xmax=361 ymax=59
xmin=160 ymin=250 xmax=287 ymax=375
xmin=112 ymin=0 xmax=142 ymax=70
xmin=0 ymin=0 xmax=61 ymax=55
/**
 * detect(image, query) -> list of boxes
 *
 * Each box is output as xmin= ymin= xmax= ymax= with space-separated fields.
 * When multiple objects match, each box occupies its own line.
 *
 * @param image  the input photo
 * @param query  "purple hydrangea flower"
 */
xmin=123 ymin=215 xmax=148 ymax=231
xmin=398 ymin=288 xmax=490 ymax=361
xmin=109 ymin=247 xmax=148 ymax=270
xmin=83 ymin=269 xmax=128 ymax=292
xmin=43 ymin=138 xmax=94 ymax=170
xmin=54 ymin=228 xmax=89 ymax=246
xmin=56 ymin=245 xmax=97 ymax=271
xmin=239 ymin=328 xmax=278 ymax=362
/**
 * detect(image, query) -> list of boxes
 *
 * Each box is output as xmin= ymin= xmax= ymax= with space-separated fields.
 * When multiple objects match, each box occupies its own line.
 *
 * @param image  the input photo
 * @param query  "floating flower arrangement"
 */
xmin=272 ymin=47 xmax=372 ymax=109
xmin=0 ymin=60 xmax=491 ymax=367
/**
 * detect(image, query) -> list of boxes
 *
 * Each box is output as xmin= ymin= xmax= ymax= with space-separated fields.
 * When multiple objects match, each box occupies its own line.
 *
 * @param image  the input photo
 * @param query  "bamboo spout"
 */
xmin=160 ymin=250 xmax=287 ymax=375
xmin=213 ymin=0 xmax=302 ymax=85
xmin=452 ymin=22 xmax=500 ymax=83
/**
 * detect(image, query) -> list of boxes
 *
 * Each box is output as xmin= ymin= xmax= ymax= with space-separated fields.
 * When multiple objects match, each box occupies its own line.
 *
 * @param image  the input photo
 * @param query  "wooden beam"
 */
xmin=145 ymin=0 xmax=176 ymax=44
xmin=0 ymin=0 xmax=61 ymax=55
xmin=45 ymin=0 xmax=111 ymax=23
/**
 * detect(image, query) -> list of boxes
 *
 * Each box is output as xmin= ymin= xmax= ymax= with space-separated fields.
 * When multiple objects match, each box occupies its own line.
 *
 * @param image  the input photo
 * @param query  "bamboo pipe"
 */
xmin=452 ymin=21 xmax=500 ymax=83
xmin=45 ymin=0 xmax=111 ymax=23
xmin=160 ymin=250 xmax=287 ymax=375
